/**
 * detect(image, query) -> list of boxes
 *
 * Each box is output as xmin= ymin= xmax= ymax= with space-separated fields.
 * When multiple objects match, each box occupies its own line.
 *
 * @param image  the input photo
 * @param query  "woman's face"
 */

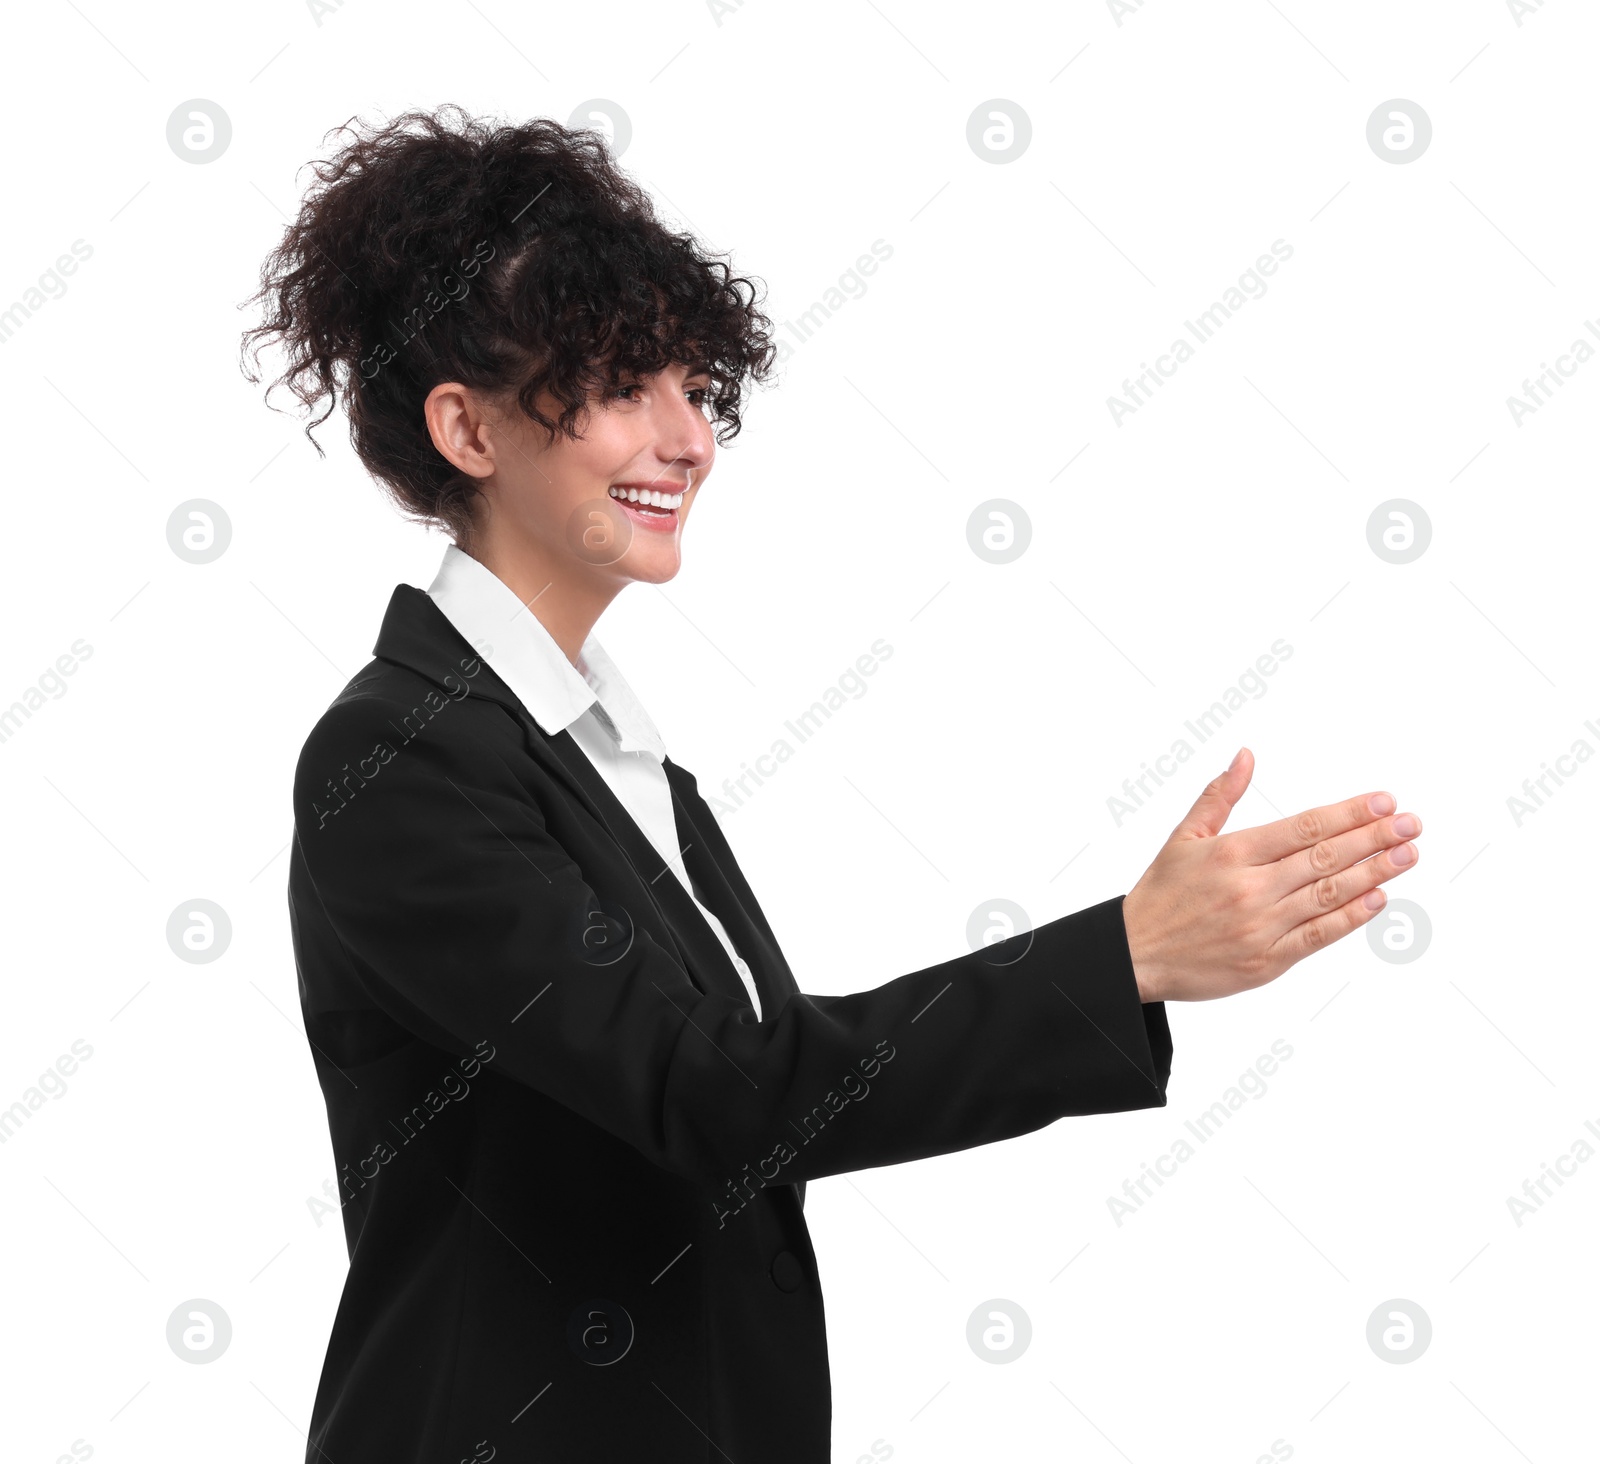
xmin=464 ymin=361 xmax=717 ymax=589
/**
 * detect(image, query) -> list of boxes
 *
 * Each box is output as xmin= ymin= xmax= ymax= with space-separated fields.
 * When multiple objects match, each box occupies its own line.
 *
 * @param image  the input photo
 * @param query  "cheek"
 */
xmin=589 ymin=433 xmax=632 ymax=475
xmin=533 ymin=436 xmax=626 ymax=515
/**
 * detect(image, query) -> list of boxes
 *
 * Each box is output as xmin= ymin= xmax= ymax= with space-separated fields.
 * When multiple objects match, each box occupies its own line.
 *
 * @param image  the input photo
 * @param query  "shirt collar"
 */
xmin=424 ymin=544 xmax=666 ymax=760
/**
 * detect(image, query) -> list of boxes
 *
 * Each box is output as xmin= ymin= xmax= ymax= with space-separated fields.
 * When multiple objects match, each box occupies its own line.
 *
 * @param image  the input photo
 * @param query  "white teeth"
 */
xmin=609 ymin=486 xmax=683 ymax=509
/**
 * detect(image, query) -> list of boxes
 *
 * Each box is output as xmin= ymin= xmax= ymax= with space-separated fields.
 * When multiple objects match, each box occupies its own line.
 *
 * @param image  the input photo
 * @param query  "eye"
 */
xmin=608 ymin=380 xmax=712 ymax=407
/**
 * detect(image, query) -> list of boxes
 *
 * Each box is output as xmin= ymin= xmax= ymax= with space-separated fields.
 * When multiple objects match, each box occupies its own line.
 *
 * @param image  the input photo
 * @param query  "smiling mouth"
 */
xmin=608 ymin=485 xmax=685 ymax=512
xmin=608 ymin=485 xmax=683 ymax=532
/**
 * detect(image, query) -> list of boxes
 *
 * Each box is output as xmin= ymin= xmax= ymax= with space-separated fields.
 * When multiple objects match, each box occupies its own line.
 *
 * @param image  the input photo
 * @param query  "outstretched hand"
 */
xmin=1121 ymin=748 xmax=1422 ymax=1002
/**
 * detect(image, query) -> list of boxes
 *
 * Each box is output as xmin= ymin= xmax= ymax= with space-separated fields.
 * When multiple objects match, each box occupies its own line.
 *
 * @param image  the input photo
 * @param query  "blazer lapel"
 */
xmin=538 ymin=730 xmax=760 ymax=1011
xmin=370 ymin=584 xmax=760 ymax=1012
xmin=665 ymin=759 xmax=801 ymax=1019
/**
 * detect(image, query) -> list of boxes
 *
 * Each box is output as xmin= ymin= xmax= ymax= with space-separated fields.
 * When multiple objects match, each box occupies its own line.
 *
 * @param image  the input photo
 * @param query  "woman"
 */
xmin=241 ymin=106 xmax=1422 ymax=1463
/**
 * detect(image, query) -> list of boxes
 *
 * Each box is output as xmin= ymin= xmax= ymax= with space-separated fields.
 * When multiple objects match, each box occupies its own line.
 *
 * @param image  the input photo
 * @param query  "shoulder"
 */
xmin=293 ymin=656 xmax=526 ymax=818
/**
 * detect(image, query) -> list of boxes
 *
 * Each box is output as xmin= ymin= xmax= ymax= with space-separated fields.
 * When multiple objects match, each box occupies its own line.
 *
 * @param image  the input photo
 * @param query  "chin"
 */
xmin=622 ymin=549 xmax=682 ymax=584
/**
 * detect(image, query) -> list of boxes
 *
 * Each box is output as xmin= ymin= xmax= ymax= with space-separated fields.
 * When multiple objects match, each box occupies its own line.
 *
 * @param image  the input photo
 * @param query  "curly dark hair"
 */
xmin=239 ymin=104 xmax=777 ymax=546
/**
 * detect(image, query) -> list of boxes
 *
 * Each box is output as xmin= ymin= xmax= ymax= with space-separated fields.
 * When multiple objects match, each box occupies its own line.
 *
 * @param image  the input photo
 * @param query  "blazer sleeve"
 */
xmin=292 ymin=694 xmax=1173 ymax=1187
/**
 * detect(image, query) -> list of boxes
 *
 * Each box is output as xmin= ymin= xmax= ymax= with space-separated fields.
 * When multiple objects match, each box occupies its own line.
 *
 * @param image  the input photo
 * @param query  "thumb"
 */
xmin=1172 ymin=746 xmax=1254 ymax=840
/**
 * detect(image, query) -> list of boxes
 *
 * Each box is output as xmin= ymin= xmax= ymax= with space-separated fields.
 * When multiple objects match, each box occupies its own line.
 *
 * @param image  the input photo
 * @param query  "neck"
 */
xmin=459 ymin=526 xmax=619 ymax=667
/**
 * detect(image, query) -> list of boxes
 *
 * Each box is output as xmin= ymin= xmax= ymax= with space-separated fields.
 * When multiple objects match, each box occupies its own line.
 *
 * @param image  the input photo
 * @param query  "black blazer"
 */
xmin=287 ymin=583 xmax=1174 ymax=1464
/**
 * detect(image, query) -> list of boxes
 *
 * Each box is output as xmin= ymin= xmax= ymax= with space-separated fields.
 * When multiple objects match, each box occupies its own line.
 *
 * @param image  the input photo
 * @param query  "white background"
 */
xmin=1 ymin=1 xmax=1595 ymax=1460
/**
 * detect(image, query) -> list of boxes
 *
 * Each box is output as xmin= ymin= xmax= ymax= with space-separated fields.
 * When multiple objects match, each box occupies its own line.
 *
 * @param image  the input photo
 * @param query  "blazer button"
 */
xmin=769 ymin=1249 xmax=803 ymax=1293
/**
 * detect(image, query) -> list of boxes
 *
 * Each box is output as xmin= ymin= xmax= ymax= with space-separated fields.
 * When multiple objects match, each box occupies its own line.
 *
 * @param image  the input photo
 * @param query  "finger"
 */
xmin=1268 ymin=878 xmax=1398 ymax=969
xmin=1267 ymin=810 xmax=1422 ymax=897
xmin=1172 ymin=746 xmax=1254 ymax=841
xmin=1238 ymin=788 xmax=1396 ymax=865
xmin=1274 ymin=839 xmax=1419 ymax=931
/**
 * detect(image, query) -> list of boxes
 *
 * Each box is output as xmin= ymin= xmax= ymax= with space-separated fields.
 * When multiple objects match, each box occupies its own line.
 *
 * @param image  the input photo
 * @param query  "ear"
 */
xmin=424 ymin=382 xmax=498 ymax=480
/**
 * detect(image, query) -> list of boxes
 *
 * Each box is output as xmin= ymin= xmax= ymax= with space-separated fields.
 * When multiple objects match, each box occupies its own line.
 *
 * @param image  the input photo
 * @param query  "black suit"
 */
xmin=287 ymin=583 xmax=1174 ymax=1463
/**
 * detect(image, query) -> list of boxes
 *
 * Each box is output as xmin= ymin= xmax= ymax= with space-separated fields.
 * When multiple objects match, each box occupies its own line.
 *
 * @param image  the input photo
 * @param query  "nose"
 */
xmin=651 ymin=385 xmax=714 ymax=477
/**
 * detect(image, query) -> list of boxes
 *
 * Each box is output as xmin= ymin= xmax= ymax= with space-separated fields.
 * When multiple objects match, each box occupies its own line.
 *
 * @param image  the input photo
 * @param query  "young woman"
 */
xmin=241 ymin=106 xmax=1423 ymax=1464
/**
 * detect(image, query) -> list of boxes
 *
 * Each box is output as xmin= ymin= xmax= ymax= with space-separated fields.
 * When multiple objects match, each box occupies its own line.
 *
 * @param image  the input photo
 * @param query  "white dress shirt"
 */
xmin=425 ymin=545 xmax=763 ymax=1019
